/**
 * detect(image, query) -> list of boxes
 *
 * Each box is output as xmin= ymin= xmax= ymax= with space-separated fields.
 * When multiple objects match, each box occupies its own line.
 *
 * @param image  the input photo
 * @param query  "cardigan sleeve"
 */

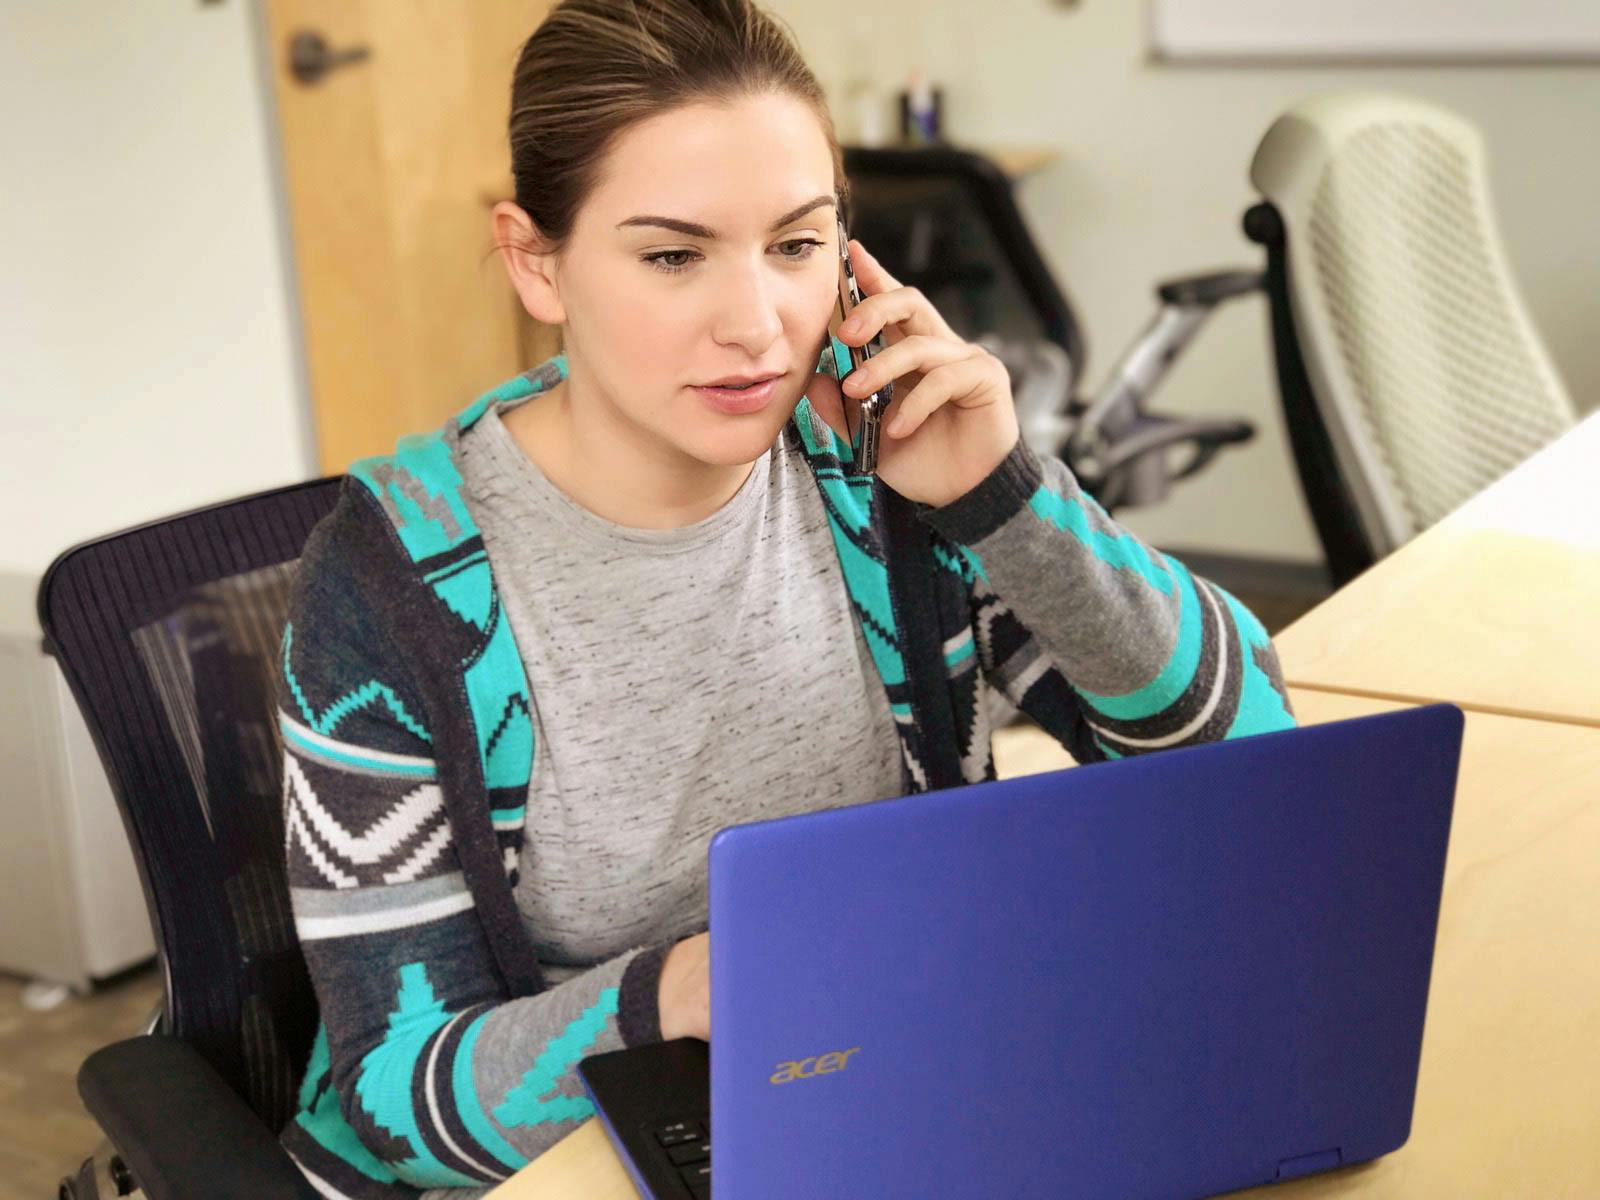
xmin=275 ymin=529 xmax=675 ymax=1192
xmin=916 ymin=435 xmax=1297 ymax=762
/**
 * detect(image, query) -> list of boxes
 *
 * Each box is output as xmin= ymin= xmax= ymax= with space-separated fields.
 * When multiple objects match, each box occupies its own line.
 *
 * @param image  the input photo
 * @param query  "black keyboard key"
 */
xmin=666 ymin=1138 xmax=711 ymax=1166
xmin=652 ymin=1120 xmax=703 ymax=1147
xmin=678 ymin=1161 xmax=712 ymax=1188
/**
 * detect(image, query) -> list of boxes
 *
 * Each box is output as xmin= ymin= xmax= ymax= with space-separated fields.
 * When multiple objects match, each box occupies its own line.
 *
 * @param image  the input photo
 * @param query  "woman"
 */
xmin=274 ymin=1 xmax=1296 ymax=1196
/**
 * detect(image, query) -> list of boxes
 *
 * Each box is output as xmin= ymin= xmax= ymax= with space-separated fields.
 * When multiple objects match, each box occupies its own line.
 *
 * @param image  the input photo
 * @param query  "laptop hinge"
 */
xmin=1276 ymin=1148 xmax=1343 ymax=1180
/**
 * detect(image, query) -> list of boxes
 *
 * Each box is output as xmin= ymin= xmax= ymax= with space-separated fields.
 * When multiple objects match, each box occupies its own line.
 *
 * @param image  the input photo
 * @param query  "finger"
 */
xmin=848 ymin=238 xmax=901 ymax=294
xmin=838 ymin=289 xmax=958 ymax=347
xmin=840 ymin=334 xmax=969 ymax=399
xmin=840 ymin=256 xmax=958 ymax=346
xmin=884 ymin=352 xmax=997 ymax=438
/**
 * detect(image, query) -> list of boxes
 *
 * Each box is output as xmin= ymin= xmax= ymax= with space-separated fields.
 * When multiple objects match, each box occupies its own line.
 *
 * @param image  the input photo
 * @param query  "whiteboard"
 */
xmin=1149 ymin=0 xmax=1600 ymax=62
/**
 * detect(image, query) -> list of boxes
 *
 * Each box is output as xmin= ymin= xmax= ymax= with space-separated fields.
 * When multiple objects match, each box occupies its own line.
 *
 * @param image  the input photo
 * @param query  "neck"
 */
xmin=501 ymin=368 xmax=757 ymax=530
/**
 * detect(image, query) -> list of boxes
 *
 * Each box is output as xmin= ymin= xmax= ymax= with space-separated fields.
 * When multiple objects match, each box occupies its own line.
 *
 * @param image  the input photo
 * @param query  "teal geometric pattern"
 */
xmin=453 ymin=1011 xmax=529 ymax=1174
xmin=1217 ymin=584 xmax=1297 ymax=737
xmin=468 ymin=612 xmax=536 ymax=793
xmin=343 ymin=362 xmax=586 ymax=822
xmin=427 ymin=549 xmax=495 ymax=632
xmin=494 ymin=988 xmax=620 ymax=1128
xmin=792 ymin=392 xmax=907 ymax=692
xmin=1026 ymin=480 xmax=1177 ymax=597
xmin=1070 ymin=553 xmax=1205 ymax=722
xmin=280 ymin=623 xmax=432 ymax=745
xmin=351 ymin=434 xmax=482 ymax=564
xmin=453 ymin=367 xmax=549 ymax=435
xmin=277 ymin=713 xmax=436 ymax=779
xmin=932 ymin=537 xmax=986 ymax=584
xmin=292 ymin=1020 xmax=404 ymax=1186
xmin=354 ymin=963 xmax=485 ymax=1188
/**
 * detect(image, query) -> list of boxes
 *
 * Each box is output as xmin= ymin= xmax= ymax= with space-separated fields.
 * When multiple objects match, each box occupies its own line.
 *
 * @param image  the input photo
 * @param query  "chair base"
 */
xmin=58 ymin=1134 xmax=138 ymax=1200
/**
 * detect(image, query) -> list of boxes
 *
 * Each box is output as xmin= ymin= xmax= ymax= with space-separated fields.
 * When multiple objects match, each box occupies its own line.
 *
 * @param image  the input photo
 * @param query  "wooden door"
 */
xmin=263 ymin=1 xmax=560 ymax=475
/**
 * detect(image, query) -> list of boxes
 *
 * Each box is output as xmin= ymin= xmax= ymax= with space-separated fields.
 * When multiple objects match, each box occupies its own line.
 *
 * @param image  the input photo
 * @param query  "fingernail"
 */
xmin=840 ymin=316 xmax=860 ymax=334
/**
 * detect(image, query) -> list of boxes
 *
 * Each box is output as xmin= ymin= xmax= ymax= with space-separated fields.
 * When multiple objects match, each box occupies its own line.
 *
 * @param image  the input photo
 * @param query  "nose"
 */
xmin=711 ymin=254 xmax=784 ymax=354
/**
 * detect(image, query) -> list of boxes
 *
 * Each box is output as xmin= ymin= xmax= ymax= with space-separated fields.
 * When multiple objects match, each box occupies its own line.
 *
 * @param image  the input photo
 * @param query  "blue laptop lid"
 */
xmin=707 ymin=704 xmax=1463 ymax=1200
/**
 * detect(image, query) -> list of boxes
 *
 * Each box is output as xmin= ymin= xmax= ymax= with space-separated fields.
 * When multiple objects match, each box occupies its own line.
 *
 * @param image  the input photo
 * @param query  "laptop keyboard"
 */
xmin=650 ymin=1119 xmax=712 ymax=1198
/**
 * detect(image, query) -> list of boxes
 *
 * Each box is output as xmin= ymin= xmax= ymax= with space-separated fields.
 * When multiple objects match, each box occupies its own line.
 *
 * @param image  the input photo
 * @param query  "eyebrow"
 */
xmin=616 ymin=194 xmax=836 ymax=239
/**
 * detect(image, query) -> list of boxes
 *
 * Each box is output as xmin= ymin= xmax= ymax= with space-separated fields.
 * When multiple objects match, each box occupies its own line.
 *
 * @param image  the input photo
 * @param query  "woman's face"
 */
xmin=544 ymin=92 xmax=841 ymax=469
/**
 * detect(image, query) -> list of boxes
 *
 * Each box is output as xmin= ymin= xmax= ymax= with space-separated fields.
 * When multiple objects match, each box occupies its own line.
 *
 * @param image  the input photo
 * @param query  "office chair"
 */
xmin=1242 ymin=92 xmax=1578 ymax=587
xmin=842 ymin=144 xmax=1262 ymax=511
xmin=38 ymin=479 xmax=342 ymax=1199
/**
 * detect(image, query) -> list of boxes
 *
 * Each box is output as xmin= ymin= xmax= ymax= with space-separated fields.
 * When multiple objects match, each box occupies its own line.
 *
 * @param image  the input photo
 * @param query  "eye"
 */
xmin=640 ymin=238 xmax=827 ymax=276
xmin=776 ymin=238 xmax=825 ymax=262
xmin=642 ymin=249 xmax=699 ymax=275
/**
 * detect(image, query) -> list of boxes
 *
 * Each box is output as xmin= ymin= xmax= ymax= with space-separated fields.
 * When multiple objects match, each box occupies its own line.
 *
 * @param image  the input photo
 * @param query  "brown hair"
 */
xmin=499 ymin=0 xmax=850 ymax=261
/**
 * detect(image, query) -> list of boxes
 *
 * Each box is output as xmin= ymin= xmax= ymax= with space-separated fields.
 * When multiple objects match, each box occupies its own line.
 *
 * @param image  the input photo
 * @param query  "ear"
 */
xmin=492 ymin=200 xmax=566 ymax=326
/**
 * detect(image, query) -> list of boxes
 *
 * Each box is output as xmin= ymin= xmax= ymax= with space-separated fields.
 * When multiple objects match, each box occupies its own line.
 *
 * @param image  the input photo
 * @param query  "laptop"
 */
xmin=578 ymin=703 xmax=1464 ymax=1199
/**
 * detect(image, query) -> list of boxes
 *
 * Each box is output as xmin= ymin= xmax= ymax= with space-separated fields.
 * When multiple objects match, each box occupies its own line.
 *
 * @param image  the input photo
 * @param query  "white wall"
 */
xmin=0 ymin=0 xmax=312 ymax=595
xmin=770 ymin=0 xmax=1600 ymax=563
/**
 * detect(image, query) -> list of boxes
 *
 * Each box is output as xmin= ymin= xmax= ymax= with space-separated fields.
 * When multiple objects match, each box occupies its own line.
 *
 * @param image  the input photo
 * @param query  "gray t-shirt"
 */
xmin=456 ymin=399 xmax=907 ymax=984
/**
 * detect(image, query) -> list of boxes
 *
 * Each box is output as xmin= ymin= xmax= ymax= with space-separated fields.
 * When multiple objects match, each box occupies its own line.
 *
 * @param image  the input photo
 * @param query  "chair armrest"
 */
xmin=1096 ymin=412 xmax=1253 ymax=474
xmin=78 ymin=1034 xmax=319 ymax=1200
xmin=1081 ymin=412 xmax=1255 ymax=509
xmin=1074 ymin=266 xmax=1264 ymax=456
xmin=1156 ymin=268 xmax=1264 ymax=307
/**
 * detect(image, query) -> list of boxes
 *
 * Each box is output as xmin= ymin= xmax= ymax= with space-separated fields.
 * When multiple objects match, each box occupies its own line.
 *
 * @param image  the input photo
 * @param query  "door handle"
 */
xmin=287 ymin=30 xmax=372 ymax=85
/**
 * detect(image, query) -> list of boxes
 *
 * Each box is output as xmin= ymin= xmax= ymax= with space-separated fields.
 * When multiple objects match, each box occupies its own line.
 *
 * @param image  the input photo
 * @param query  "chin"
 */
xmin=671 ymin=390 xmax=798 ymax=466
xmin=684 ymin=414 xmax=790 ymax=467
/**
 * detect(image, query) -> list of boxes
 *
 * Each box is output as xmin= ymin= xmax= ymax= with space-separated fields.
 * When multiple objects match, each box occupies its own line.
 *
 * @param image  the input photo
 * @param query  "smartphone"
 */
xmin=832 ymin=212 xmax=891 ymax=475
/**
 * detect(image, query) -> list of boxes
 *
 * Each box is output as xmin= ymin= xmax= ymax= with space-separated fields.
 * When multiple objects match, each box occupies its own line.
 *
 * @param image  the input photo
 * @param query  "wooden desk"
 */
xmin=485 ymin=1117 xmax=635 ymax=1198
xmin=494 ymin=697 xmax=1600 ymax=1197
xmin=1276 ymin=411 xmax=1600 ymax=728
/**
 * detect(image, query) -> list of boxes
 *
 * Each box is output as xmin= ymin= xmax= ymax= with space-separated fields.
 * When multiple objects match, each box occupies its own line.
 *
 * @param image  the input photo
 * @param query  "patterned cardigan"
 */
xmin=274 ymin=347 xmax=1297 ymax=1197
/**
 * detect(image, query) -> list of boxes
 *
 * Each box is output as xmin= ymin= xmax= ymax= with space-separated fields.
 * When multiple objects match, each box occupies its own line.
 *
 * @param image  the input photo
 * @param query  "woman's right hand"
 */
xmin=657 ymin=932 xmax=710 ymax=1042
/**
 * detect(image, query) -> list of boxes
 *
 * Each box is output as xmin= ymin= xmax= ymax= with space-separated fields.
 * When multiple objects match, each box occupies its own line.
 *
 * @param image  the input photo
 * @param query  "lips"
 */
xmin=700 ymin=373 xmax=782 ymax=389
xmin=693 ymin=376 xmax=781 ymax=414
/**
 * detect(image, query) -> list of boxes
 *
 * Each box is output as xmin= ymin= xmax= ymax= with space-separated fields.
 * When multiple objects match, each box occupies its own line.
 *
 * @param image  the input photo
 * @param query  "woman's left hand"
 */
xmin=805 ymin=238 xmax=1020 ymax=509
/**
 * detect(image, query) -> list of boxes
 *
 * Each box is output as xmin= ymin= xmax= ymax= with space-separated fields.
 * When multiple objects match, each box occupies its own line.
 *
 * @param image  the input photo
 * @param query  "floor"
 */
xmin=0 ymin=963 xmax=162 ymax=1199
xmin=0 ymin=586 xmax=1317 ymax=1199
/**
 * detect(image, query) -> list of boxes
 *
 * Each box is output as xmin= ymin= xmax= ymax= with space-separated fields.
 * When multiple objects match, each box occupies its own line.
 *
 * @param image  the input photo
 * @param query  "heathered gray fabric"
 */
xmin=456 ymin=398 xmax=908 ymax=981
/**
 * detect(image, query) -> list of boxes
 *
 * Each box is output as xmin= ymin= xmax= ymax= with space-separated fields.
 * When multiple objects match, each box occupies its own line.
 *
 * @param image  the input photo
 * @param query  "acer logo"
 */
xmin=769 ymin=1047 xmax=861 ymax=1085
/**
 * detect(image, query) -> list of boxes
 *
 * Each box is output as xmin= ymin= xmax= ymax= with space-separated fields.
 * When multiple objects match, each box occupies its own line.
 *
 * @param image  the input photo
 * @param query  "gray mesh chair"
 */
xmin=1243 ymin=92 xmax=1578 ymax=586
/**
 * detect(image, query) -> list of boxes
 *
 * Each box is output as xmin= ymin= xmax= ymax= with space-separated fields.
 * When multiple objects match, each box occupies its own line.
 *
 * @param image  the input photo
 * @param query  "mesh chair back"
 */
xmin=37 ymin=478 xmax=343 ymax=1134
xmin=843 ymin=145 xmax=1087 ymax=397
xmin=1251 ymin=92 xmax=1576 ymax=557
